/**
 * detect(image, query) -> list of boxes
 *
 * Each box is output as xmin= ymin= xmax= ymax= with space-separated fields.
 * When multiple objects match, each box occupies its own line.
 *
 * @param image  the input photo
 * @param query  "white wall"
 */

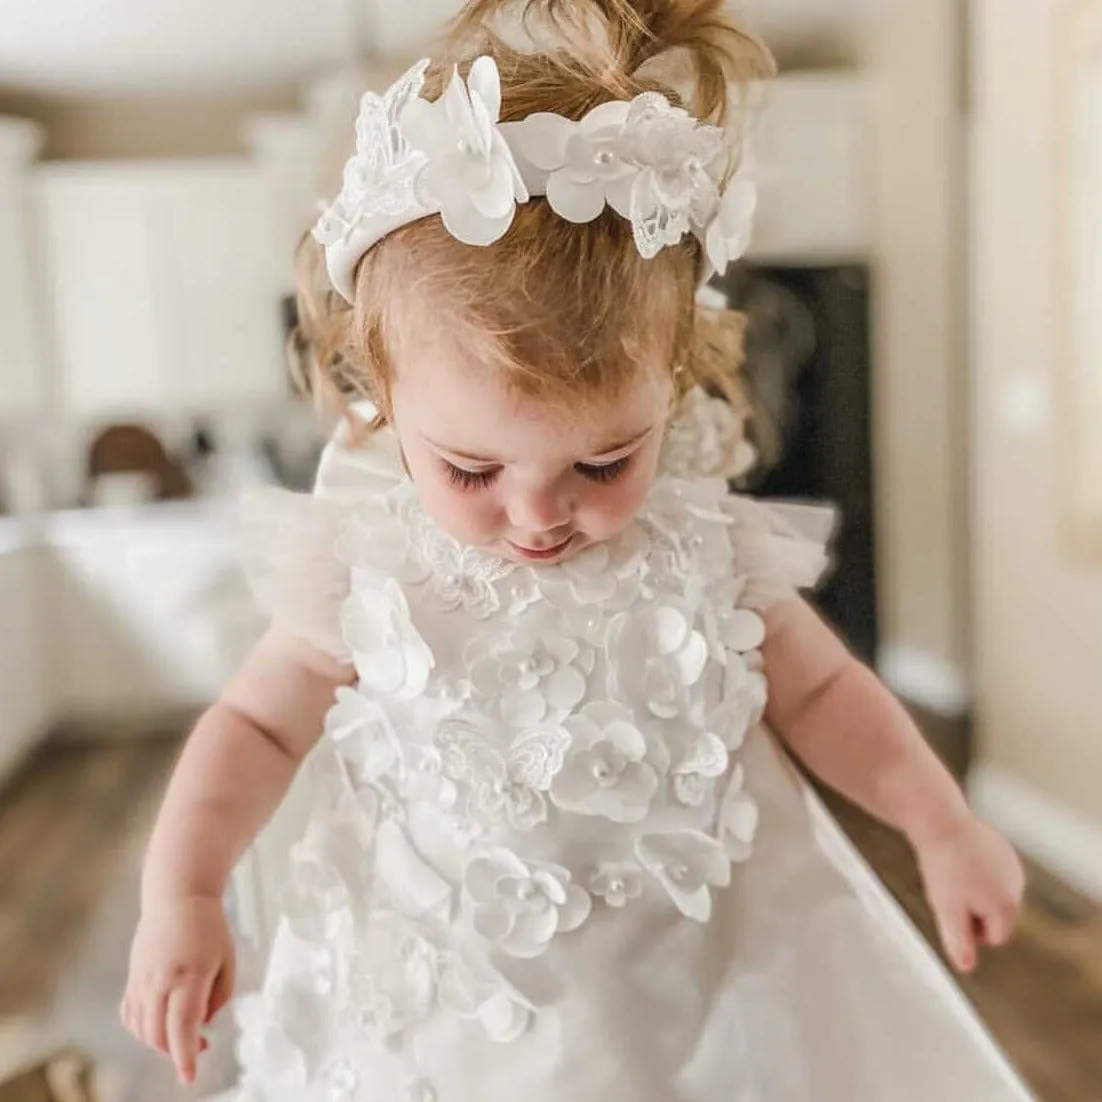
xmin=859 ymin=0 xmax=971 ymax=713
xmin=969 ymin=0 xmax=1102 ymax=889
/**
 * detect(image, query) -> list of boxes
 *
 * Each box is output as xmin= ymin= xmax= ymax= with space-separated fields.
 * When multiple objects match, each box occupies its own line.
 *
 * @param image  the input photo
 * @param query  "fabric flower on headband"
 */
xmin=507 ymin=101 xmax=637 ymax=223
xmin=402 ymin=56 xmax=530 ymax=246
xmin=619 ymin=93 xmax=727 ymax=259
xmin=705 ymin=170 xmax=757 ymax=276
xmin=312 ymin=55 xmax=759 ymax=302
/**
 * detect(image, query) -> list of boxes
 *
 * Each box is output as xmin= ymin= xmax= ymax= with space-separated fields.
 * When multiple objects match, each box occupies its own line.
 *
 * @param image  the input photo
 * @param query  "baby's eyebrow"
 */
xmin=425 ymin=424 xmax=657 ymax=465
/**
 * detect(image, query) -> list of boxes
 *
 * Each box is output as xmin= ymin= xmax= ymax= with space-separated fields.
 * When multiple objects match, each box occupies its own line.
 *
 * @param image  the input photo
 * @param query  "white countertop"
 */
xmin=0 ymin=496 xmax=240 ymax=555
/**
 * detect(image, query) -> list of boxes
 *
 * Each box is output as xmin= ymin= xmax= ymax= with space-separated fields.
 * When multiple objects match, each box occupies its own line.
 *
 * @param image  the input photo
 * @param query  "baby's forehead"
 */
xmin=392 ymin=348 xmax=669 ymax=460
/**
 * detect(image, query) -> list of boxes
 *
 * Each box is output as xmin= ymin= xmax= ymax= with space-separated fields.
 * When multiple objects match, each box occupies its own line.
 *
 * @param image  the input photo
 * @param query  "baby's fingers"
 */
xmin=166 ymin=976 xmax=214 ymax=1084
xmin=141 ymin=990 xmax=170 ymax=1055
xmin=975 ymin=896 xmax=1020 ymax=947
xmin=932 ymin=901 xmax=977 ymax=973
xmin=205 ymin=954 xmax=237 ymax=1024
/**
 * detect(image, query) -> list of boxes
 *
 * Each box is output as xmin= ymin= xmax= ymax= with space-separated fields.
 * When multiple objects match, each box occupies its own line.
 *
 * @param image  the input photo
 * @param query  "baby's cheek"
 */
xmin=583 ymin=477 xmax=651 ymax=541
xmin=457 ymin=497 xmax=504 ymax=543
xmin=422 ymin=482 xmax=502 ymax=545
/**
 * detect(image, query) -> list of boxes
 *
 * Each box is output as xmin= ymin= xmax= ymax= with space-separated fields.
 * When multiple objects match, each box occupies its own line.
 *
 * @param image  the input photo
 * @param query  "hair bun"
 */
xmin=439 ymin=0 xmax=773 ymax=125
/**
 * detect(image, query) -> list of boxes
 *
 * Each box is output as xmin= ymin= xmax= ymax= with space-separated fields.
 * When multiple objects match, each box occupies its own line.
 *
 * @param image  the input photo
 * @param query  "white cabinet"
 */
xmin=0 ymin=539 xmax=49 ymax=786
xmin=34 ymin=161 xmax=288 ymax=420
xmin=41 ymin=503 xmax=265 ymax=719
xmin=36 ymin=171 xmax=164 ymax=414
xmin=163 ymin=171 xmax=289 ymax=410
xmin=0 ymin=117 xmax=45 ymax=419
xmin=0 ymin=503 xmax=266 ymax=769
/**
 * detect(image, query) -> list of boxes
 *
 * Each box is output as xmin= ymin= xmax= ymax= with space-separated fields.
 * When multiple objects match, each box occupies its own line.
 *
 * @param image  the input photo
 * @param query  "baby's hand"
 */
xmin=913 ymin=814 xmax=1025 ymax=974
xmin=121 ymin=895 xmax=236 ymax=1084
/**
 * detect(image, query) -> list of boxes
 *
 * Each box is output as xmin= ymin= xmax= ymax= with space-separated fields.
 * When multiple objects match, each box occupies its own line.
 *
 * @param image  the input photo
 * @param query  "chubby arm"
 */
xmin=140 ymin=628 xmax=353 ymax=906
xmin=124 ymin=629 xmax=352 ymax=1082
xmin=761 ymin=598 xmax=1025 ymax=971
xmin=761 ymin=598 xmax=970 ymax=847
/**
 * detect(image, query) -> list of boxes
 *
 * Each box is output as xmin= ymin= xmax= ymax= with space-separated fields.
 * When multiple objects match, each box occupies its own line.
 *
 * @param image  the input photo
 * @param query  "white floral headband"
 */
xmin=313 ymin=55 xmax=757 ymax=303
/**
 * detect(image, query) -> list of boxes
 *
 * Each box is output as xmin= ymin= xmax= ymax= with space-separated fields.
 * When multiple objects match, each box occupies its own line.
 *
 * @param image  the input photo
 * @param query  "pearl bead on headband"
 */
xmin=313 ymin=55 xmax=758 ymax=303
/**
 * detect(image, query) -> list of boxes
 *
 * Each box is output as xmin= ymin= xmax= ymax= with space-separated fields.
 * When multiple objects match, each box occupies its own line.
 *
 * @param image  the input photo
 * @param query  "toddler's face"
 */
xmin=390 ymin=348 xmax=671 ymax=565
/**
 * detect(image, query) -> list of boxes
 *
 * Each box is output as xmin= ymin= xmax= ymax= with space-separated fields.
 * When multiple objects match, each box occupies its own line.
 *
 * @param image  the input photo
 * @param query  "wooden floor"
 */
xmin=0 ymin=736 xmax=236 ymax=1101
xmin=0 ymin=720 xmax=1100 ymax=1102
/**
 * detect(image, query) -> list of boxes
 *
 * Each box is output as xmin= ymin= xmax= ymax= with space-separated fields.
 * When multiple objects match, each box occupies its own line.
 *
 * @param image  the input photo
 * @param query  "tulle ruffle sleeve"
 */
xmin=239 ymin=485 xmax=351 ymax=660
xmin=239 ymin=410 xmax=405 ymax=660
xmin=723 ymin=494 xmax=836 ymax=611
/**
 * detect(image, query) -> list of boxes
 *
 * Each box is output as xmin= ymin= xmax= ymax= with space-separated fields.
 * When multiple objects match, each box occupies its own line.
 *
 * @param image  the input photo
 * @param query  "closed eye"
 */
xmin=443 ymin=454 xmax=633 ymax=491
xmin=444 ymin=462 xmax=500 ymax=491
xmin=575 ymin=456 xmax=632 ymax=483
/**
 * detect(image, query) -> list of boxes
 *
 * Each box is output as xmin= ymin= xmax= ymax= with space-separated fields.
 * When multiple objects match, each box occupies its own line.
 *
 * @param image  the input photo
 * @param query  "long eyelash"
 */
xmin=575 ymin=456 xmax=632 ymax=484
xmin=445 ymin=462 xmax=499 ymax=491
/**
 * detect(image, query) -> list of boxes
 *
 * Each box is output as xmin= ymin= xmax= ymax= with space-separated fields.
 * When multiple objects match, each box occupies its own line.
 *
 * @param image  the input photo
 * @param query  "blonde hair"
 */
xmin=291 ymin=0 xmax=774 ymax=439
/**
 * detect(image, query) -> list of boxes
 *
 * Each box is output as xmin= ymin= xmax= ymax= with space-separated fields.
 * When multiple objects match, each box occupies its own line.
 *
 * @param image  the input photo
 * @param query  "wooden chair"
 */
xmin=85 ymin=423 xmax=193 ymax=505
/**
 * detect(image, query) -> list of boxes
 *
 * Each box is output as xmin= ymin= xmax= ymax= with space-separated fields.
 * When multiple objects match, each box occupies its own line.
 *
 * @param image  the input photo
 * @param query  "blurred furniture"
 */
xmin=84 ymin=423 xmax=193 ymax=504
xmin=0 ymin=117 xmax=46 ymax=422
xmin=0 ymin=529 xmax=49 ymax=787
xmin=41 ymin=502 xmax=262 ymax=724
xmin=0 ymin=1050 xmax=97 ymax=1102
xmin=33 ymin=160 xmax=288 ymax=420
xmin=0 ymin=500 xmax=263 ymax=790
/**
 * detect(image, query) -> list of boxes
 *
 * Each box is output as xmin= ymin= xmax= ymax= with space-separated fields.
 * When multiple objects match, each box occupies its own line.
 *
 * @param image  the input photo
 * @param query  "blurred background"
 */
xmin=0 ymin=0 xmax=1100 ymax=1099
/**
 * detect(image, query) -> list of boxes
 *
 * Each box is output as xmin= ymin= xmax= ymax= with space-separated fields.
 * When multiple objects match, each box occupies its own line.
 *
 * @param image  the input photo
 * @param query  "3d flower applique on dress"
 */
xmin=537 ymin=529 xmax=649 ymax=611
xmin=466 ymin=608 xmax=593 ymax=727
xmin=463 ymin=848 xmax=592 ymax=959
xmin=671 ymin=731 xmax=731 ymax=808
xmin=325 ymin=686 xmax=405 ymax=785
xmin=402 ymin=1079 xmax=440 ymax=1102
xmin=717 ymin=763 xmax=760 ymax=863
xmin=588 ymin=861 xmax=646 ymax=909
xmin=345 ymin=912 xmax=441 ymax=1042
xmin=635 ymin=829 xmax=732 ymax=922
xmin=437 ymin=947 xmax=536 ymax=1043
xmin=550 ymin=701 xmax=666 ymax=824
xmin=342 ymin=579 xmax=435 ymax=702
xmin=606 ymin=601 xmax=710 ymax=721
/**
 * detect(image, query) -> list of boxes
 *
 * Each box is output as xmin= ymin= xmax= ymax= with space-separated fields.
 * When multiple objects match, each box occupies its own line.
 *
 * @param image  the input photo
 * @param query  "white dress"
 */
xmin=233 ymin=390 xmax=1035 ymax=1102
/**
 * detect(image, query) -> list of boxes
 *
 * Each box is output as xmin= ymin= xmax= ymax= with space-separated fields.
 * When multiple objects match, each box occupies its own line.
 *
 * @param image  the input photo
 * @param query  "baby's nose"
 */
xmin=507 ymin=485 xmax=572 ymax=534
